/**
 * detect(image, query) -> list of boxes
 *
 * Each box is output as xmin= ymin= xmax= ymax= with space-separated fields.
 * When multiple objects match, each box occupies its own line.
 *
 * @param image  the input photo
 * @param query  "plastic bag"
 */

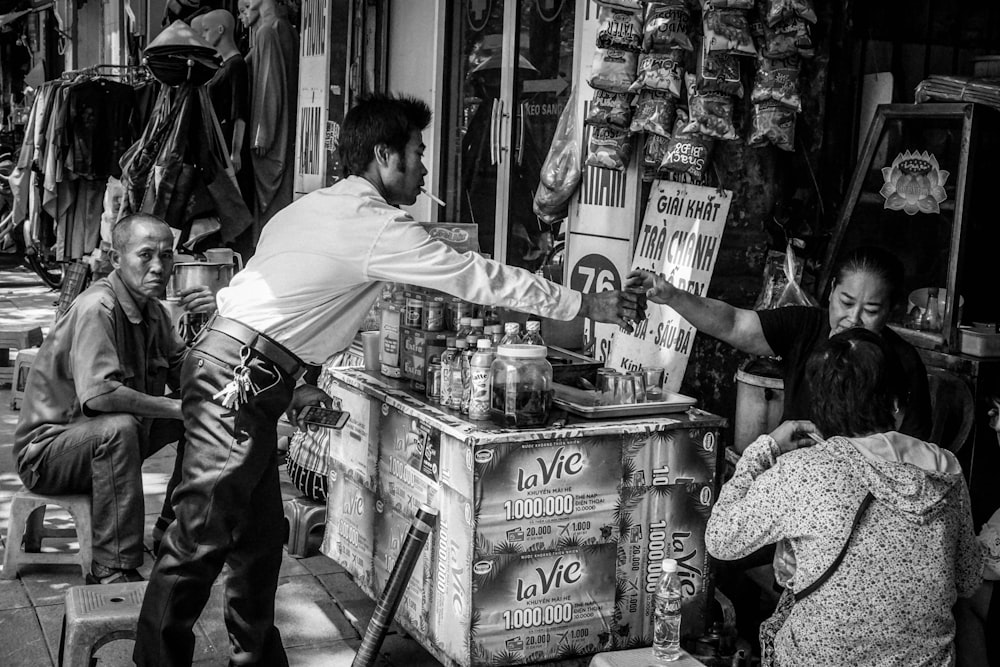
xmin=534 ymin=90 xmax=582 ymax=222
xmin=586 ymin=126 xmax=633 ymax=171
xmin=683 ymin=74 xmax=739 ymax=141
xmin=630 ymin=89 xmax=676 ymax=137
xmin=629 ymin=51 xmax=686 ymax=97
xmin=589 ymin=48 xmax=639 ymax=94
xmin=596 ymin=4 xmax=643 ymax=52
xmin=585 ymin=89 xmax=633 ymax=130
xmin=751 ymin=55 xmax=801 ymax=111
xmin=753 ymin=242 xmax=818 ymax=310
xmin=660 ymin=108 xmax=715 ymax=179
xmin=642 ymin=1 xmax=693 ymax=52
xmin=704 ymin=8 xmax=757 ymax=57
xmin=748 ymin=101 xmax=796 ymax=151
xmin=761 ymin=0 xmax=817 ymax=26
xmin=699 ymin=47 xmax=744 ymax=98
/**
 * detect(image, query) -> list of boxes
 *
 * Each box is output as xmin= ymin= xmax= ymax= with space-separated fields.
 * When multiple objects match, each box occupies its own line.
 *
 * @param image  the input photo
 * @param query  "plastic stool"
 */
xmin=10 ymin=346 xmax=39 ymax=409
xmin=283 ymin=495 xmax=327 ymax=558
xmin=1 ymin=488 xmax=92 ymax=580
xmin=0 ymin=325 xmax=42 ymax=387
xmin=59 ymin=581 xmax=147 ymax=667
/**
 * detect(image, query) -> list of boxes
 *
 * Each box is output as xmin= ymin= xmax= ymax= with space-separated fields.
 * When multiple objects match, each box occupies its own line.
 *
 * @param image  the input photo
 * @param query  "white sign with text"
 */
xmin=607 ymin=182 xmax=732 ymax=391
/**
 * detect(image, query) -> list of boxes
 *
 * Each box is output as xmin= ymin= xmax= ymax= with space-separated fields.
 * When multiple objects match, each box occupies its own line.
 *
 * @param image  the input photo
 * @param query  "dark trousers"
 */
xmin=18 ymin=414 xmax=182 ymax=570
xmin=134 ymin=329 xmax=293 ymax=667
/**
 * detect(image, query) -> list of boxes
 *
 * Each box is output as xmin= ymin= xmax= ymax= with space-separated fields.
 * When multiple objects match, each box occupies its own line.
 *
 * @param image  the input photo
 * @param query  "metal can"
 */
xmin=425 ymin=301 xmax=445 ymax=331
xmin=405 ymin=297 xmax=424 ymax=327
xmin=426 ymin=363 xmax=442 ymax=401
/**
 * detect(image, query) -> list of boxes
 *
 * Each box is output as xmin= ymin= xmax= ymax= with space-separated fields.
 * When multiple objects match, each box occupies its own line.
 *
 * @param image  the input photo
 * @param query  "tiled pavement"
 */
xmin=0 ymin=266 xmax=441 ymax=667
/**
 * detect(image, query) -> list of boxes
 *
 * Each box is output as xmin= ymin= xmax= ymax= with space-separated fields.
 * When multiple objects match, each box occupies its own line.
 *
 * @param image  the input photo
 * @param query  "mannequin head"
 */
xmin=238 ymin=0 xmax=256 ymax=27
xmin=192 ymin=10 xmax=237 ymax=55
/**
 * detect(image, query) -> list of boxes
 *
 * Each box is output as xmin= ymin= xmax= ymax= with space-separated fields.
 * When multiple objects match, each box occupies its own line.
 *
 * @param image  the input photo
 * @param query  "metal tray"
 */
xmin=552 ymin=382 xmax=698 ymax=419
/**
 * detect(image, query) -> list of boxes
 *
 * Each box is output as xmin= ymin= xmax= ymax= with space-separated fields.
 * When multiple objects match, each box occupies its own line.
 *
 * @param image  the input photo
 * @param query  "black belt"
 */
xmin=205 ymin=315 xmax=305 ymax=381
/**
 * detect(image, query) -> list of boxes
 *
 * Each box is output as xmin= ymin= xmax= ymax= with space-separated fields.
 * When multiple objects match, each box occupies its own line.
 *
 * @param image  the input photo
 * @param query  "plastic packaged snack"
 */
xmin=586 ymin=127 xmax=633 ymax=171
xmin=682 ymin=74 xmax=738 ymax=141
xmin=589 ymin=48 xmax=639 ymax=94
xmin=596 ymin=0 xmax=643 ymax=10
xmin=748 ymin=101 xmax=796 ymax=151
xmin=629 ymin=50 xmax=686 ymax=98
xmin=704 ymin=8 xmax=757 ymax=57
xmin=630 ymin=89 xmax=676 ymax=137
xmin=585 ymin=89 xmax=633 ymax=130
xmin=699 ymin=47 xmax=743 ymax=98
xmin=751 ymin=55 xmax=801 ymax=111
xmin=706 ymin=0 xmax=754 ymax=8
xmin=643 ymin=132 xmax=672 ymax=169
xmin=762 ymin=18 xmax=815 ymax=58
xmin=761 ymin=0 xmax=817 ymax=26
xmin=597 ymin=4 xmax=643 ymax=52
xmin=661 ymin=109 xmax=715 ymax=178
xmin=642 ymin=0 xmax=694 ymax=52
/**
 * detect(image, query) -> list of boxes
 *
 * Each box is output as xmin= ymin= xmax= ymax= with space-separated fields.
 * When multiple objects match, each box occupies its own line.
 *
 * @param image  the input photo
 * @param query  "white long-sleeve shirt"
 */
xmin=217 ymin=176 xmax=581 ymax=365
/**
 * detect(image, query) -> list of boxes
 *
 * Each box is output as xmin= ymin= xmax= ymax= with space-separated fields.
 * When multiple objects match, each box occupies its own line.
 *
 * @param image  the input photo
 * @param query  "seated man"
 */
xmin=14 ymin=213 xmax=207 ymax=584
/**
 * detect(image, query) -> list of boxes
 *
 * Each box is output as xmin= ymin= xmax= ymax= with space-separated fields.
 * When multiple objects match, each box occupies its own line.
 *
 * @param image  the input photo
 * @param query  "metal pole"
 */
xmin=351 ymin=504 xmax=438 ymax=667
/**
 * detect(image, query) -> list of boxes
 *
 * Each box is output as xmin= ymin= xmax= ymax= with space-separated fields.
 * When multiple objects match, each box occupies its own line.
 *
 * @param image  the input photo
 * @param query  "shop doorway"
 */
xmin=441 ymin=0 xmax=574 ymax=271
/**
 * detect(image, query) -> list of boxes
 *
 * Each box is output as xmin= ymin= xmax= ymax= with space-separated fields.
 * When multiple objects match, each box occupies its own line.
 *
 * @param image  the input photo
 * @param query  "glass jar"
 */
xmin=490 ymin=344 xmax=553 ymax=428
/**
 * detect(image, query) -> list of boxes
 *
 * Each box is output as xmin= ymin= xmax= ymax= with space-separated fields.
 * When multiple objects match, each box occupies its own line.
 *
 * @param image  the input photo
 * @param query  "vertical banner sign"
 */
xmin=607 ymin=182 xmax=731 ymax=392
xmin=294 ymin=0 xmax=329 ymax=197
xmin=566 ymin=0 xmax=642 ymax=361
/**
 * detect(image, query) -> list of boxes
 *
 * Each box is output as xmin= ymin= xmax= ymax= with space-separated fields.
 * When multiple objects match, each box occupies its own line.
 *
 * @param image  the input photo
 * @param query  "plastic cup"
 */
xmin=627 ymin=371 xmax=647 ymax=403
xmin=361 ymin=331 xmax=381 ymax=373
xmin=612 ymin=374 xmax=636 ymax=405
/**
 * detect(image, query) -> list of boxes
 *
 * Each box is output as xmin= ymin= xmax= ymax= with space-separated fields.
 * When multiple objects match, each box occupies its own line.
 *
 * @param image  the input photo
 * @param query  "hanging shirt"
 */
xmin=216 ymin=176 xmax=582 ymax=366
xmin=65 ymin=78 xmax=136 ymax=180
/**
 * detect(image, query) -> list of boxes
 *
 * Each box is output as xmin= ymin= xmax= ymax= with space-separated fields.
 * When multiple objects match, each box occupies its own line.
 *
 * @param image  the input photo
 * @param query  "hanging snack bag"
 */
xmin=748 ymin=101 xmax=796 ymax=151
xmin=585 ymin=89 xmax=633 ymax=130
xmin=699 ymin=47 xmax=743 ymax=98
xmin=705 ymin=0 xmax=754 ymax=8
xmin=683 ymin=74 xmax=738 ymax=141
xmin=596 ymin=0 xmax=643 ymax=10
xmin=704 ymin=9 xmax=757 ymax=57
xmin=586 ymin=126 xmax=633 ymax=171
xmin=643 ymin=133 xmax=672 ymax=169
xmin=596 ymin=4 xmax=643 ymax=52
xmin=751 ymin=55 xmax=801 ymax=111
xmin=629 ymin=50 xmax=686 ymax=98
xmin=661 ymin=109 xmax=715 ymax=179
xmin=589 ymin=48 xmax=639 ymax=94
xmin=763 ymin=18 xmax=815 ymax=58
xmin=642 ymin=0 xmax=694 ymax=52
xmin=761 ymin=0 xmax=817 ymax=26
xmin=630 ymin=89 xmax=676 ymax=137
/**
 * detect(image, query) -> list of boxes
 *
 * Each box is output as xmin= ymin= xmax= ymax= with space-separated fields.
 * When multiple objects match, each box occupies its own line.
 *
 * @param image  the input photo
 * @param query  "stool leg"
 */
xmin=1 ymin=497 xmax=32 ymax=579
xmin=66 ymin=503 xmax=93 ymax=579
xmin=24 ymin=505 xmax=46 ymax=552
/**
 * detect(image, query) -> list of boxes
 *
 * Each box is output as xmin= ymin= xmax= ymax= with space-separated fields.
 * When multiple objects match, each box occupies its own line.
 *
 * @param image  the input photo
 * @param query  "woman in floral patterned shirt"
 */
xmin=707 ymin=328 xmax=983 ymax=666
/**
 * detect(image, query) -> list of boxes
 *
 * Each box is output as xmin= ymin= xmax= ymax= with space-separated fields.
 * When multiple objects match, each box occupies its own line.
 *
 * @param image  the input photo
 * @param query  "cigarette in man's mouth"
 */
xmin=421 ymin=188 xmax=446 ymax=207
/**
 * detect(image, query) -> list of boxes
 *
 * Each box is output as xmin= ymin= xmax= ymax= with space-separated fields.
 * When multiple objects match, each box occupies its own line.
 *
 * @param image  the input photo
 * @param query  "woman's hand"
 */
xmin=178 ymin=286 xmax=217 ymax=314
xmin=768 ymin=420 xmax=821 ymax=455
xmin=286 ymin=384 xmax=335 ymax=431
xmin=625 ymin=269 xmax=677 ymax=305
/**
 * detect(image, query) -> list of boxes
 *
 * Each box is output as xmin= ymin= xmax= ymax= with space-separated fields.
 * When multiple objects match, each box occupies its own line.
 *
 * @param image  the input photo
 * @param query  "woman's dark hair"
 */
xmin=806 ymin=328 xmax=909 ymax=437
xmin=831 ymin=246 xmax=905 ymax=307
xmin=340 ymin=93 xmax=432 ymax=177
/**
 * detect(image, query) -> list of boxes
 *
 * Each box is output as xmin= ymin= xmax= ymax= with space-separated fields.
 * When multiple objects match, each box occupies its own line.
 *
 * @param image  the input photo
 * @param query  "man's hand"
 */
xmin=768 ymin=420 xmax=821 ymax=455
xmin=178 ymin=286 xmax=217 ymax=314
xmin=578 ymin=290 xmax=645 ymax=333
xmin=231 ymin=153 xmax=242 ymax=172
xmin=286 ymin=384 xmax=335 ymax=430
xmin=626 ymin=269 xmax=677 ymax=305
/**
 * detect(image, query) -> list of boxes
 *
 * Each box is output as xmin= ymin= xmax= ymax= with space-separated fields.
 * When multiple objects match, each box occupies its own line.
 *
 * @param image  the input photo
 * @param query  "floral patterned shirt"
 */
xmin=706 ymin=432 xmax=983 ymax=667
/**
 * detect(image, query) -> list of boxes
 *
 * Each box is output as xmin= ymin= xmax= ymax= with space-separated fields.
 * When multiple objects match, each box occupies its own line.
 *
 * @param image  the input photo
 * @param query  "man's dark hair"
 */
xmin=831 ymin=246 xmax=906 ymax=307
xmin=339 ymin=93 xmax=432 ymax=177
xmin=112 ymin=213 xmax=169 ymax=253
xmin=806 ymin=328 xmax=909 ymax=438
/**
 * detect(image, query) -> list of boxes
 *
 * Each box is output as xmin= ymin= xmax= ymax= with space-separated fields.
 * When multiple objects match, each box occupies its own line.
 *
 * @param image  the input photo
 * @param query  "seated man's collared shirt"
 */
xmin=14 ymin=270 xmax=186 ymax=466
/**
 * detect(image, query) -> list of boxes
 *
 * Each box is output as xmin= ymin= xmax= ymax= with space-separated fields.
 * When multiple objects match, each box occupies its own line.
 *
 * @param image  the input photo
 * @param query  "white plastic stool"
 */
xmin=283 ymin=495 xmax=327 ymax=558
xmin=59 ymin=581 xmax=147 ymax=667
xmin=10 ymin=346 xmax=38 ymax=409
xmin=1 ymin=488 xmax=92 ymax=580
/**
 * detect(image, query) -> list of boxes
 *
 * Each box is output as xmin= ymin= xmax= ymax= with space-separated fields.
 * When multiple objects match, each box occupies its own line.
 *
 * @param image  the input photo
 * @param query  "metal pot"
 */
xmin=169 ymin=261 xmax=234 ymax=296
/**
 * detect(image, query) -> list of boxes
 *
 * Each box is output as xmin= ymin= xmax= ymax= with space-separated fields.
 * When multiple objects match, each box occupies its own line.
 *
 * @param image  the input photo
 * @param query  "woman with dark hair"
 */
xmin=706 ymin=328 xmax=982 ymax=666
xmin=627 ymin=245 xmax=933 ymax=442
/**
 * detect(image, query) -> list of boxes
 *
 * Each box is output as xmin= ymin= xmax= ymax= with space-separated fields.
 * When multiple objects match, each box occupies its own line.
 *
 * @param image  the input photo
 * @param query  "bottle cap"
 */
xmin=466 ymin=335 xmax=479 ymax=346
xmin=456 ymin=339 xmax=468 ymax=348
xmin=446 ymin=337 xmax=457 ymax=347
xmin=526 ymin=320 xmax=541 ymax=331
xmin=504 ymin=322 xmax=520 ymax=333
xmin=460 ymin=317 xmax=472 ymax=326
xmin=497 ymin=344 xmax=547 ymax=359
xmin=477 ymin=339 xmax=491 ymax=349
xmin=471 ymin=318 xmax=485 ymax=328
xmin=661 ymin=557 xmax=678 ymax=572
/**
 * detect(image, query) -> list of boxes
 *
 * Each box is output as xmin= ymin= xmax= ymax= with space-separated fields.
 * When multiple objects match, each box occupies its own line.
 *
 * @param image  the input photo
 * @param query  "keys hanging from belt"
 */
xmin=213 ymin=345 xmax=260 ymax=409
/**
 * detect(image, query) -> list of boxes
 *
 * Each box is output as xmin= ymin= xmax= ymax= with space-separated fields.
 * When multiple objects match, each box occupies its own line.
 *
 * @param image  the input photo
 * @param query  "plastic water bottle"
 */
xmin=522 ymin=320 xmax=545 ymax=346
xmin=468 ymin=339 xmax=495 ymax=421
xmin=439 ymin=338 xmax=458 ymax=408
xmin=448 ymin=338 xmax=469 ymax=410
xmin=653 ymin=557 xmax=683 ymax=661
xmin=499 ymin=322 xmax=522 ymax=345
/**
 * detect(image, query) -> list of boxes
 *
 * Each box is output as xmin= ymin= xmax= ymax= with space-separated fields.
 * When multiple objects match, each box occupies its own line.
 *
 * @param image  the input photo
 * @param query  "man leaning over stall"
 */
xmin=135 ymin=93 xmax=643 ymax=667
xmin=13 ymin=213 xmax=213 ymax=585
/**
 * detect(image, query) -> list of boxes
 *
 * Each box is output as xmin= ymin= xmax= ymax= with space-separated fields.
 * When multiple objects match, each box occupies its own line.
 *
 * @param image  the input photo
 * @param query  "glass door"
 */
xmin=442 ymin=0 xmax=575 ymax=271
